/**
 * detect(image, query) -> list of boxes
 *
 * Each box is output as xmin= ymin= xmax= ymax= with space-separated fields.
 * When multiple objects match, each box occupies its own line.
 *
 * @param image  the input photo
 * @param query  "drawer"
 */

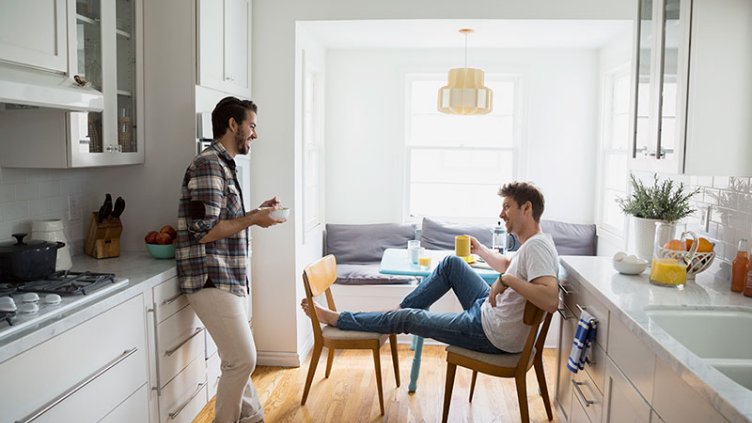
xmin=560 ymin=278 xmax=609 ymax=350
xmin=572 ymin=371 xmax=603 ymax=423
xmin=157 ymin=304 xmax=205 ymax=388
xmin=206 ymin=351 xmax=221 ymax=400
xmin=206 ymin=328 xmax=218 ymax=359
xmin=0 ymin=295 xmax=147 ymax=422
xmin=583 ymin=342 xmax=606 ymax=394
xmin=100 ymin=383 xmax=149 ymax=423
xmin=160 ymin=355 xmax=208 ymax=423
xmin=608 ymin=315 xmax=655 ymax=402
xmin=153 ymin=277 xmax=190 ymax=323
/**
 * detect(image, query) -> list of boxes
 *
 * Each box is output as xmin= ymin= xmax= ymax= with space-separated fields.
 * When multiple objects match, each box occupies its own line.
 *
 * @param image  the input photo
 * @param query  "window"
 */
xmin=405 ymin=74 xmax=520 ymax=220
xmin=596 ymin=65 xmax=631 ymax=237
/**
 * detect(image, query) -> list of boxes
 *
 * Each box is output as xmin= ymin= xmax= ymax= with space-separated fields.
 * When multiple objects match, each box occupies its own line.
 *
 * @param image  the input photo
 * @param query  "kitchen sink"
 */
xmin=646 ymin=306 xmax=752 ymax=390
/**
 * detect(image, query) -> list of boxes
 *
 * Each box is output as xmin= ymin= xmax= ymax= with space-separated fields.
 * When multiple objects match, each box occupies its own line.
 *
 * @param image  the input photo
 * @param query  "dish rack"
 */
xmin=656 ymin=247 xmax=715 ymax=279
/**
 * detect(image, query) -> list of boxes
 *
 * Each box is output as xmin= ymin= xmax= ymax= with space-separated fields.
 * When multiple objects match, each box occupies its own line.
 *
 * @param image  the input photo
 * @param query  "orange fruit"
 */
xmin=663 ymin=240 xmax=686 ymax=251
xmin=685 ymin=237 xmax=714 ymax=253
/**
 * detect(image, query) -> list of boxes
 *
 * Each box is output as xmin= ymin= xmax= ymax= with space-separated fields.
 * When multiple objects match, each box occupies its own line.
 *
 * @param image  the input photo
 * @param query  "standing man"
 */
xmin=177 ymin=96 xmax=284 ymax=423
xmin=302 ymin=182 xmax=558 ymax=355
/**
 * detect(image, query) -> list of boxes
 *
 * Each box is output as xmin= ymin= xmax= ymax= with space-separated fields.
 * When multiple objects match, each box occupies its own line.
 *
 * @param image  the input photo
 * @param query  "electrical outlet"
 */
xmin=67 ymin=195 xmax=81 ymax=221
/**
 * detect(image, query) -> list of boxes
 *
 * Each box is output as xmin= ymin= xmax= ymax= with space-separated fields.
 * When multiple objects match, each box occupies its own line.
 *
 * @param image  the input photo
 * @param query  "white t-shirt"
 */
xmin=480 ymin=232 xmax=558 ymax=353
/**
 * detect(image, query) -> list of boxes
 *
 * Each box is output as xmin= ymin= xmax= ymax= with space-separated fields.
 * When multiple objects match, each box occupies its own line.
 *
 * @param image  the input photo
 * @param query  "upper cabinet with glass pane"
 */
xmin=630 ymin=0 xmax=752 ymax=176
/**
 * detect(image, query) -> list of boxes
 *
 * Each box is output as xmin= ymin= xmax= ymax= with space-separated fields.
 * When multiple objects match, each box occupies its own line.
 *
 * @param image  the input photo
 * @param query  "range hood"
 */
xmin=0 ymin=65 xmax=103 ymax=112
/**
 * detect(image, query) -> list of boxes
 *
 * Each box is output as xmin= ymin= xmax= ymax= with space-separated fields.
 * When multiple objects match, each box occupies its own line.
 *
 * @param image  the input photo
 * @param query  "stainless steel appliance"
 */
xmin=0 ymin=271 xmax=128 ymax=340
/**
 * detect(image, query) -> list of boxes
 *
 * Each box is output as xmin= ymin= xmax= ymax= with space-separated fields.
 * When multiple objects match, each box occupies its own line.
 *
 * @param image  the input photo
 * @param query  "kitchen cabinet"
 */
xmin=652 ymin=357 xmax=728 ymax=423
xmin=0 ymin=0 xmax=144 ymax=168
xmin=555 ymin=304 xmax=576 ymax=421
xmin=0 ymin=294 xmax=148 ymax=422
xmin=630 ymin=0 xmax=752 ymax=176
xmin=197 ymin=0 xmax=252 ymax=97
xmin=602 ymin=356 xmax=652 ymax=423
xmin=0 ymin=0 xmax=68 ymax=72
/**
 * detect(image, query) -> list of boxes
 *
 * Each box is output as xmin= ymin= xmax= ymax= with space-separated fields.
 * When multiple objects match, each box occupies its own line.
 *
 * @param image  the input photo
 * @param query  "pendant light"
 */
xmin=437 ymin=28 xmax=493 ymax=115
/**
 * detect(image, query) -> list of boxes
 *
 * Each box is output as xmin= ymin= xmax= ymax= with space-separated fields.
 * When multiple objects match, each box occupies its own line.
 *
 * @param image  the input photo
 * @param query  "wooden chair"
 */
xmin=441 ymin=301 xmax=554 ymax=423
xmin=301 ymin=254 xmax=400 ymax=415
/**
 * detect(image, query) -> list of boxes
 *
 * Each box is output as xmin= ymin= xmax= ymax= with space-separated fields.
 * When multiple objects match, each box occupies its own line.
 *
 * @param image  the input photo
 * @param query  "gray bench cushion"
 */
xmin=541 ymin=220 xmax=597 ymax=256
xmin=420 ymin=217 xmax=493 ymax=250
xmin=335 ymin=264 xmax=417 ymax=285
xmin=326 ymin=223 xmax=416 ymax=264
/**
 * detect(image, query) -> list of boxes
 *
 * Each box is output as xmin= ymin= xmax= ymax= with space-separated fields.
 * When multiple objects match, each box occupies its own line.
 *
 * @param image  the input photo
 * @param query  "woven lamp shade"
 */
xmin=437 ymin=68 xmax=493 ymax=115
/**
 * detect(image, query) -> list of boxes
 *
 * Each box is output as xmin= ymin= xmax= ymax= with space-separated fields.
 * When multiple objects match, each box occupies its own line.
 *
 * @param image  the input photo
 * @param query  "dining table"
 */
xmin=378 ymin=248 xmax=500 ymax=392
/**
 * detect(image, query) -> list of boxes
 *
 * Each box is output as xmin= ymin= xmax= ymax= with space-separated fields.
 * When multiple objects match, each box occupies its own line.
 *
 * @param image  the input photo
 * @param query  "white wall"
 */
xmin=324 ymin=48 xmax=598 ymax=225
xmin=252 ymin=0 xmax=634 ymax=366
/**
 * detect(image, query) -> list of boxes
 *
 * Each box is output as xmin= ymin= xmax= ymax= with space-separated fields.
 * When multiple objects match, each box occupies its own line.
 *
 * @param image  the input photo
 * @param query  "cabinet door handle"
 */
xmin=147 ymin=307 xmax=162 ymax=393
xmin=165 ymin=327 xmax=204 ymax=356
xmin=558 ymin=283 xmax=571 ymax=295
xmin=16 ymin=348 xmax=138 ymax=423
xmin=168 ymin=382 xmax=207 ymax=420
xmin=161 ymin=292 xmax=184 ymax=306
xmin=573 ymin=380 xmax=594 ymax=407
xmin=558 ymin=307 xmax=573 ymax=320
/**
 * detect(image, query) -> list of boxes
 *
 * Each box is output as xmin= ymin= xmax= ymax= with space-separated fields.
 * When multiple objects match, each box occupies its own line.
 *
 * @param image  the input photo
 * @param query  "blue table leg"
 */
xmin=408 ymin=336 xmax=424 ymax=393
xmin=410 ymin=334 xmax=417 ymax=351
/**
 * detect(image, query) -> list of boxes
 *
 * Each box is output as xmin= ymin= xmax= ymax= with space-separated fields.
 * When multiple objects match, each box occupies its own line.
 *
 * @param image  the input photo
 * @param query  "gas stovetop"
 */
xmin=0 ymin=271 xmax=129 ymax=341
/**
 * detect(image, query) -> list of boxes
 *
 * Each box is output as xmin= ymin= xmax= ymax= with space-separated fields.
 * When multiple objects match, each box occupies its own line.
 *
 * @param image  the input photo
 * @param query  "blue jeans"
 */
xmin=337 ymin=256 xmax=505 ymax=354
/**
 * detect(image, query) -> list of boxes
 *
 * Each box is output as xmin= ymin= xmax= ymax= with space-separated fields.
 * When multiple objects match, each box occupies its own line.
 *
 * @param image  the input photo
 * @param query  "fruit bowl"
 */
xmin=656 ymin=247 xmax=715 ymax=279
xmin=146 ymin=243 xmax=175 ymax=259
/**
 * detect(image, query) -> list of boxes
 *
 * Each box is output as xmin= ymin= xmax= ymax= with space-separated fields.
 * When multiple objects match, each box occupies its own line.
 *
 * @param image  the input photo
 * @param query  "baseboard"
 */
xmin=257 ymin=350 xmax=304 ymax=367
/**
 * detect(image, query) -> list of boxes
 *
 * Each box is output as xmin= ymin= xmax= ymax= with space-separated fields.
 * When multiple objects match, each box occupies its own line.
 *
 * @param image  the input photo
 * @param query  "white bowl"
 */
xmin=613 ymin=258 xmax=649 ymax=275
xmin=270 ymin=208 xmax=290 ymax=220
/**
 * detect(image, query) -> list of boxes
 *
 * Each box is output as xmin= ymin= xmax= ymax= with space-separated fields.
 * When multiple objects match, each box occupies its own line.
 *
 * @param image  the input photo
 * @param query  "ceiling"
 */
xmin=300 ymin=19 xmax=632 ymax=49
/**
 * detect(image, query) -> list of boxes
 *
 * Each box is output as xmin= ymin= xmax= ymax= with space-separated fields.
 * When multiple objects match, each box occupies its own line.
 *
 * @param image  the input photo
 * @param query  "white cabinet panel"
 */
xmin=157 ymin=304 xmax=205 ymax=388
xmin=0 ymin=295 xmax=147 ymax=422
xmin=603 ymin=357 xmax=652 ymax=423
xmin=100 ymin=383 xmax=149 ymax=423
xmin=652 ymin=357 xmax=728 ymax=423
xmin=556 ymin=305 xmax=576 ymax=422
xmin=153 ymin=276 xmax=190 ymax=323
xmin=206 ymin=351 xmax=221 ymax=400
xmin=608 ymin=315 xmax=655 ymax=402
xmin=159 ymin=355 xmax=208 ymax=423
xmin=0 ymin=0 xmax=67 ymax=72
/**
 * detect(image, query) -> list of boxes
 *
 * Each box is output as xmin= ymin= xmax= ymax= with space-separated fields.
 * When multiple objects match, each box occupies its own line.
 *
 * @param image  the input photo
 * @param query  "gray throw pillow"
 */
xmin=420 ymin=217 xmax=493 ymax=250
xmin=541 ymin=220 xmax=597 ymax=256
xmin=325 ymin=223 xmax=417 ymax=264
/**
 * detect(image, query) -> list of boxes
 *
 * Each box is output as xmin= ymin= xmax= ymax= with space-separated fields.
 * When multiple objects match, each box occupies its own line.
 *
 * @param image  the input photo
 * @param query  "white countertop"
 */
xmin=0 ymin=252 xmax=176 ymax=363
xmin=560 ymin=256 xmax=752 ymax=423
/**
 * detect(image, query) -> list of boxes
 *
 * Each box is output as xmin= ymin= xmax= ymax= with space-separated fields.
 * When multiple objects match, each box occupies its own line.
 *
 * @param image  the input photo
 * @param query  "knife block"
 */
xmin=84 ymin=212 xmax=122 ymax=259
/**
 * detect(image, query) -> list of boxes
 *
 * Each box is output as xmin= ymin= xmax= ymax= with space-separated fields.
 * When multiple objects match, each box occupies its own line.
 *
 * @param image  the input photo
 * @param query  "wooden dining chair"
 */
xmin=441 ymin=301 xmax=554 ymax=423
xmin=300 ymin=254 xmax=400 ymax=415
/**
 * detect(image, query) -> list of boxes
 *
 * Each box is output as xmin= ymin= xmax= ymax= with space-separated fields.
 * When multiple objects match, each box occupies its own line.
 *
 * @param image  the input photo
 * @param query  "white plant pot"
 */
xmin=631 ymin=217 xmax=665 ymax=261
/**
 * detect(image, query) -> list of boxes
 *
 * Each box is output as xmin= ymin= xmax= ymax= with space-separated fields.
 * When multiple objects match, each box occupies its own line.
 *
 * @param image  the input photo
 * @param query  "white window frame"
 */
xmin=402 ymin=73 xmax=522 ymax=223
xmin=595 ymin=63 xmax=631 ymax=246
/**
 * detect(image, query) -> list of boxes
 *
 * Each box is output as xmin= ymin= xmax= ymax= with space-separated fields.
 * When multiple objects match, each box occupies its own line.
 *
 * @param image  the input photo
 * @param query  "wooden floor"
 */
xmin=193 ymin=344 xmax=560 ymax=423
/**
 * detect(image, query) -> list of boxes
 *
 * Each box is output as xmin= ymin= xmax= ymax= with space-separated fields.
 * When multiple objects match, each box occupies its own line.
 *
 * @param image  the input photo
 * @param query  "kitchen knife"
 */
xmin=97 ymin=193 xmax=112 ymax=223
xmin=111 ymin=196 xmax=125 ymax=218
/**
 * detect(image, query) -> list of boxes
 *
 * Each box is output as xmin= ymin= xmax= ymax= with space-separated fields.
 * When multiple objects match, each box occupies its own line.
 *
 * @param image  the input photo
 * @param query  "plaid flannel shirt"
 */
xmin=176 ymin=142 xmax=248 ymax=296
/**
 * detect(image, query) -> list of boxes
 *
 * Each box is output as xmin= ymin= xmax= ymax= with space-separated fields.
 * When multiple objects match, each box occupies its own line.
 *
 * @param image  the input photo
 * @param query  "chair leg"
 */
xmin=469 ymin=370 xmax=478 ymax=402
xmin=325 ymin=348 xmax=335 ymax=378
xmin=389 ymin=334 xmax=401 ymax=387
xmin=534 ymin=358 xmax=553 ymax=421
xmin=515 ymin=373 xmax=530 ymax=423
xmin=442 ymin=362 xmax=457 ymax=423
xmin=301 ymin=343 xmax=323 ymax=405
xmin=372 ymin=347 xmax=385 ymax=415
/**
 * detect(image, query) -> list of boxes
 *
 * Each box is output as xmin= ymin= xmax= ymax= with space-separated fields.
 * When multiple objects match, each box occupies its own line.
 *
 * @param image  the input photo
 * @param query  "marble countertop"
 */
xmin=0 ymin=251 xmax=176 ymax=363
xmin=560 ymin=256 xmax=752 ymax=423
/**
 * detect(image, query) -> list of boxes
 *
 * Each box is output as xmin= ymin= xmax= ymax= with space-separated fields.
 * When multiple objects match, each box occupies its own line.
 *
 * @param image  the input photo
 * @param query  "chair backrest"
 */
xmin=516 ymin=301 xmax=551 ymax=373
xmin=302 ymin=255 xmax=339 ymax=341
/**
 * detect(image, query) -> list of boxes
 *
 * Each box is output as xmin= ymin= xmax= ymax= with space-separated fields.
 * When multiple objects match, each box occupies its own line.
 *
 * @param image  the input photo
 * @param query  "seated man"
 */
xmin=301 ymin=182 xmax=559 ymax=354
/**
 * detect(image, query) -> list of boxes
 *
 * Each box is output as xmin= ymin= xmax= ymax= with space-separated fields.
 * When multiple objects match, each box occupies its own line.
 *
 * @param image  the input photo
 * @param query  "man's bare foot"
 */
xmin=300 ymin=298 xmax=340 ymax=327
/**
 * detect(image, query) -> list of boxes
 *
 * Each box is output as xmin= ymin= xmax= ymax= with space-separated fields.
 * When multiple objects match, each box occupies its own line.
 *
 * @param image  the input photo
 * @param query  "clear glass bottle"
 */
xmin=492 ymin=221 xmax=507 ymax=254
xmin=731 ymin=239 xmax=748 ymax=293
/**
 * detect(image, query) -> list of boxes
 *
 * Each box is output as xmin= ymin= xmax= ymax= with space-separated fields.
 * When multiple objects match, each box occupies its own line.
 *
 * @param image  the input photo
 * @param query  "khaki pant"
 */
xmin=188 ymin=288 xmax=264 ymax=423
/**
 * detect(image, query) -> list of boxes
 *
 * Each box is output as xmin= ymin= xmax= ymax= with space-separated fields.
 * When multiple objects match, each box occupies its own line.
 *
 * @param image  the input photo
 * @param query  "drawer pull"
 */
xmin=573 ymin=380 xmax=594 ymax=407
xmin=165 ymin=327 xmax=204 ymax=356
xmin=558 ymin=283 xmax=572 ymax=295
xmin=147 ymin=307 xmax=162 ymax=393
xmin=16 ymin=348 xmax=138 ymax=423
xmin=161 ymin=293 xmax=184 ymax=306
xmin=169 ymin=382 xmax=207 ymax=419
xmin=557 ymin=307 xmax=573 ymax=320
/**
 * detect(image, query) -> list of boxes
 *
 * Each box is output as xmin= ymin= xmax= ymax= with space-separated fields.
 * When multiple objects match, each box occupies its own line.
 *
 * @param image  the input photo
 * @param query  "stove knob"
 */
xmin=0 ymin=296 xmax=14 ymax=306
xmin=19 ymin=302 xmax=39 ymax=314
xmin=45 ymin=294 xmax=62 ymax=305
xmin=21 ymin=293 xmax=40 ymax=303
xmin=0 ymin=297 xmax=16 ymax=313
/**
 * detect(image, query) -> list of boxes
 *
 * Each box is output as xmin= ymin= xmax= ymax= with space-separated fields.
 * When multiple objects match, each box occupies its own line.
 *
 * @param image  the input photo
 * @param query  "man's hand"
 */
xmin=248 ymin=207 xmax=285 ymax=228
xmin=488 ymin=277 xmax=508 ymax=307
xmin=470 ymin=236 xmax=488 ymax=255
xmin=258 ymin=196 xmax=280 ymax=209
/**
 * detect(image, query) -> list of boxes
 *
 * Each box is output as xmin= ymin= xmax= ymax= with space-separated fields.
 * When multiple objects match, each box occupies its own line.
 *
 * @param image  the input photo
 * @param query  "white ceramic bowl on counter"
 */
xmin=612 ymin=252 xmax=649 ymax=275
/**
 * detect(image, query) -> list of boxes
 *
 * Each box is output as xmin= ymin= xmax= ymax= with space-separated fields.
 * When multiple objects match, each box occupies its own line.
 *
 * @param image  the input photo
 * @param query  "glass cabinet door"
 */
xmin=116 ymin=0 xmax=137 ymax=154
xmin=656 ymin=0 xmax=687 ymax=162
xmin=74 ymin=0 xmax=104 ymax=156
xmin=633 ymin=0 xmax=654 ymax=159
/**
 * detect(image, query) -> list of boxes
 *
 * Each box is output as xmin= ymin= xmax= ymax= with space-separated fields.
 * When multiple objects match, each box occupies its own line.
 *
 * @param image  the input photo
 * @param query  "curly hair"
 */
xmin=498 ymin=182 xmax=545 ymax=222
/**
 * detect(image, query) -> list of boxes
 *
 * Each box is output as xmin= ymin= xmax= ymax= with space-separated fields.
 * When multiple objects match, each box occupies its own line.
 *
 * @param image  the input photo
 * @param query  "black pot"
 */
xmin=0 ymin=233 xmax=65 ymax=282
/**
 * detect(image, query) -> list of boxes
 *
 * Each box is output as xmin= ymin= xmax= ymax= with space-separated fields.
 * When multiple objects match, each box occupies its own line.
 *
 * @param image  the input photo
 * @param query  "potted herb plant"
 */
xmin=617 ymin=174 xmax=700 ymax=260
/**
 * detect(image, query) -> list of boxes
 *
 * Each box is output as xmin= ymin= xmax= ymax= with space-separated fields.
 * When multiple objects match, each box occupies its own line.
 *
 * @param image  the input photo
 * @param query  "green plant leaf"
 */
xmin=616 ymin=174 xmax=700 ymax=222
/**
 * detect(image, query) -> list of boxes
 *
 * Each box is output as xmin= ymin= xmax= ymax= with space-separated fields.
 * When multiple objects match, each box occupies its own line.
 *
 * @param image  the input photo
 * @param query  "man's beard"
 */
xmin=235 ymin=132 xmax=250 ymax=155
